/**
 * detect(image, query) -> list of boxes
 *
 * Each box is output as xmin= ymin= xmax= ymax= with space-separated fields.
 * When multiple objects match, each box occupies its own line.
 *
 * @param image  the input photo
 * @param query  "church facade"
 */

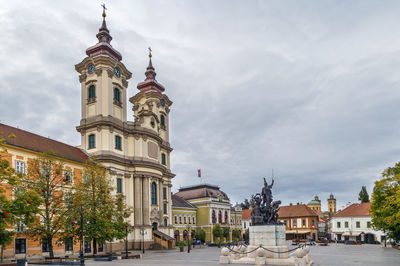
xmin=74 ymin=10 xmax=175 ymax=248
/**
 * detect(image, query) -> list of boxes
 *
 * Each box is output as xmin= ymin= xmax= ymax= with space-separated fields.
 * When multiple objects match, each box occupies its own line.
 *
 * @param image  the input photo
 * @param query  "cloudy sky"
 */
xmin=1 ymin=0 xmax=400 ymax=210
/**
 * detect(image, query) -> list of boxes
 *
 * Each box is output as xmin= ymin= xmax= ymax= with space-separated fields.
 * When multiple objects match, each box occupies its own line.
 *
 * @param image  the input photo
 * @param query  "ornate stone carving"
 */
xmin=96 ymin=126 xmax=102 ymax=132
xmin=124 ymin=173 xmax=131 ymax=178
xmin=107 ymin=69 xmax=114 ymax=78
xmin=95 ymin=68 xmax=103 ymax=76
xmin=79 ymin=74 xmax=87 ymax=83
xmin=122 ymin=78 xmax=128 ymax=88
xmin=109 ymin=126 xmax=113 ymax=133
xmin=133 ymin=104 xmax=139 ymax=111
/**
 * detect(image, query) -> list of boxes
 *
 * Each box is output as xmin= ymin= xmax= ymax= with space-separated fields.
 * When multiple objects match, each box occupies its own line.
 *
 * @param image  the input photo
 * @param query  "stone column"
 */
xmin=142 ymin=176 xmax=150 ymax=226
xmin=134 ymin=175 xmax=142 ymax=225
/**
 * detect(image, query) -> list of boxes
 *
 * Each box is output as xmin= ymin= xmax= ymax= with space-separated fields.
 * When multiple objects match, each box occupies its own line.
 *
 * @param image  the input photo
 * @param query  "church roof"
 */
xmin=175 ymin=183 xmax=229 ymax=201
xmin=171 ymin=194 xmax=196 ymax=209
xmin=86 ymin=9 xmax=122 ymax=61
xmin=0 ymin=123 xmax=88 ymax=163
xmin=308 ymin=200 xmax=321 ymax=205
xmin=333 ymin=202 xmax=371 ymax=217
xmin=137 ymin=50 xmax=165 ymax=93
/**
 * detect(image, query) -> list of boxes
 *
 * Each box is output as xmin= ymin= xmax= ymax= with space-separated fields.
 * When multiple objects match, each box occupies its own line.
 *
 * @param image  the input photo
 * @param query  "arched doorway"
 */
xmin=174 ymin=230 xmax=180 ymax=242
xmin=183 ymin=230 xmax=188 ymax=241
xmin=152 ymin=222 xmax=158 ymax=231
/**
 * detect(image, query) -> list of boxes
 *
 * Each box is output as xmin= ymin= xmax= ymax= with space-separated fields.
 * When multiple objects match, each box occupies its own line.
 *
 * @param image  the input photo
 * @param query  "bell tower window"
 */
xmin=151 ymin=182 xmax=157 ymax=205
xmin=160 ymin=115 xmax=165 ymax=128
xmin=114 ymin=88 xmax=121 ymax=103
xmin=115 ymin=135 xmax=122 ymax=150
xmin=88 ymin=85 xmax=96 ymax=102
xmin=161 ymin=153 xmax=166 ymax=165
xmin=88 ymin=134 xmax=95 ymax=149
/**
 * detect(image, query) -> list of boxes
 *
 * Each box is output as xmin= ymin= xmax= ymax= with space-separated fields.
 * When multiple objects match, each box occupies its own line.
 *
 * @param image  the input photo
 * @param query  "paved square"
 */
xmin=80 ymin=244 xmax=400 ymax=266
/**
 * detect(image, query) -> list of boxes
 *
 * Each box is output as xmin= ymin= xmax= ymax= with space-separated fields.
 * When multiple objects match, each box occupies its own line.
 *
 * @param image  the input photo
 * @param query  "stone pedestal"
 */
xmin=249 ymin=224 xmax=286 ymax=246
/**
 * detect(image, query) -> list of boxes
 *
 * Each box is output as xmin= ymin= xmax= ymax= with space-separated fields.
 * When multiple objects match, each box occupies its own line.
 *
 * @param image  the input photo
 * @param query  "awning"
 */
xmin=286 ymin=230 xmax=311 ymax=234
xmin=342 ymin=232 xmax=362 ymax=236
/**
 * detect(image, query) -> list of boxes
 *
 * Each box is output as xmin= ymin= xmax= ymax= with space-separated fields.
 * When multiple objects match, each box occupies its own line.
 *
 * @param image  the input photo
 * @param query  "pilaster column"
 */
xmin=142 ymin=175 xmax=150 ymax=225
xmin=134 ymin=175 xmax=142 ymax=226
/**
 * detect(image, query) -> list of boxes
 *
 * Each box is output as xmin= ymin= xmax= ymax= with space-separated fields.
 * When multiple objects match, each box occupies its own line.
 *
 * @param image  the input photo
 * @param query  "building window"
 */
xmin=212 ymin=210 xmax=216 ymax=224
xmin=224 ymin=211 xmax=228 ymax=224
xmin=337 ymin=222 xmax=341 ymax=228
xmin=115 ymin=135 xmax=122 ymax=150
xmin=188 ymin=216 xmax=191 ymax=224
xmin=84 ymin=239 xmax=91 ymax=253
xmin=15 ymin=239 xmax=26 ymax=254
xmin=88 ymin=85 xmax=96 ymax=100
xmin=64 ymin=170 xmax=72 ymax=183
xmin=163 ymin=187 xmax=167 ymax=200
xmin=293 ymin=219 xmax=297 ymax=227
xmin=183 ymin=230 xmax=188 ymax=241
xmin=98 ymin=243 xmax=104 ymax=253
xmin=218 ymin=211 xmax=222 ymax=224
xmin=312 ymin=219 xmax=315 ymax=227
xmin=161 ymin=153 xmax=166 ymax=165
xmin=164 ymin=219 xmax=167 ymax=227
xmin=15 ymin=161 xmax=25 ymax=174
xmin=174 ymin=216 xmax=177 ymax=224
xmin=16 ymin=222 xmax=25 ymax=233
xmin=160 ymin=115 xmax=165 ymax=127
xmin=330 ymin=208 xmax=332 ymax=212
xmin=114 ymin=88 xmax=121 ymax=103
xmin=192 ymin=216 xmax=195 ymax=224
xmin=88 ymin=134 xmax=95 ymax=149
xmin=367 ymin=221 xmax=371 ymax=228
xmin=345 ymin=221 xmax=349 ymax=228
xmin=302 ymin=219 xmax=306 ymax=227
xmin=42 ymin=238 xmax=50 ymax=253
xmin=64 ymin=192 xmax=73 ymax=206
xmin=179 ymin=216 xmax=182 ymax=224
xmin=151 ymin=182 xmax=157 ymax=205
xmin=117 ymin=178 xmax=122 ymax=193
xmin=65 ymin=237 xmax=73 ymax=252
xmin=163 ymin=203 xmax=167 ymax=214
xmin=356 ymin=221 xmax=360 ymax=228
xmin=184 ymin=216 xmax=187 ymax=224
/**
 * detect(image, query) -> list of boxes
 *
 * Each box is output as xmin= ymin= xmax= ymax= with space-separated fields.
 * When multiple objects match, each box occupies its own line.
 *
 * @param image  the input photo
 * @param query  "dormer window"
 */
xmin=88 ymin=85 xmax=96 ymax=103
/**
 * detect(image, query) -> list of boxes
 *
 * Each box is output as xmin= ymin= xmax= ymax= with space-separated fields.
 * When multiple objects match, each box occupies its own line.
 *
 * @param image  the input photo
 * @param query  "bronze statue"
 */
xmin=251 ymin=178 xmax=281 ymax=225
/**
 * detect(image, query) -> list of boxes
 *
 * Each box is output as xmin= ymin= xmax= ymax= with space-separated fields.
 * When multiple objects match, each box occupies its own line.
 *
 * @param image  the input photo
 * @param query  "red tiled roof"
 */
xmin=0 ymin=123 xmax=88 ymax=163
xmin=333 ymin=202 xmax=371 ymax=217
xmin=242 ymin=207 xmax=252 ymax=220
xmin=278 ymin=204 xmax=318 ymax=218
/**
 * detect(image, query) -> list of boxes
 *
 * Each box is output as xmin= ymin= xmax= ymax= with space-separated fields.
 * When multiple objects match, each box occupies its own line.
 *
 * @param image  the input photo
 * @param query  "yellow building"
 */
xmin=172 ymin=184 xmax=243 ymax=243
xmin=327 ymin=194 xmax=337 ymax=215
xmin=307 ymin=195 xmax=322 ymax=212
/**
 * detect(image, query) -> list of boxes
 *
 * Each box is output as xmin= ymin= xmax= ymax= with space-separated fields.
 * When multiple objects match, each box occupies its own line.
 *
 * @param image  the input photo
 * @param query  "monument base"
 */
xmin=219 ymin=225 xmax=312 ymax=265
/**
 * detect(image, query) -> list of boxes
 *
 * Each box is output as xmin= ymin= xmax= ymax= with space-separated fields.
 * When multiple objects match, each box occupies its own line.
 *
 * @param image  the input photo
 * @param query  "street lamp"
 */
xmin=187 ymin=225 xmax=191 ymax=253
xmin=140 ymin=228 xmax=147 ymax=254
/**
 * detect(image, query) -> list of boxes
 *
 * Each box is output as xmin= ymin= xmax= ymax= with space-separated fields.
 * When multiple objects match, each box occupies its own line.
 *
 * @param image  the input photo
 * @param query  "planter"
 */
xmin=179 ymin=247 xmax=184 ymax=252
xmin=217 ymin=244 xmax=221 ymax=248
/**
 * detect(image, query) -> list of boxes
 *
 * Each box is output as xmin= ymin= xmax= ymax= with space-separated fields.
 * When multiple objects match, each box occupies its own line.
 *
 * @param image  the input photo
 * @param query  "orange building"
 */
xmin=278 ymin=203 xmax=319 ymax=241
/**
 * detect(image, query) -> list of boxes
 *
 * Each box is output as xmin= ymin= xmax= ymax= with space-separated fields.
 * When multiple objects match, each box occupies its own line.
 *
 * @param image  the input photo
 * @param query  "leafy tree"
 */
xmin=240 ymin=196 xmax=256 ymax=210
xmin=222 ymin=227 xmax=230 ymax=241
xmin=67 ymin=160 xmax=132 ymax=254
xmin=358 ymin=186 xmax=370 ymax=203
xmin=26 ymin=152 xmax=74 ymax=258
xmin=195 ymin=229 xmax=206 ymax=243
xmin=212 ymin=224 xmax=222 ymax=243
xmin=371 ymin=163 xmax=400 ymax=242
xmin=0 ymin=136 xmax=41 ymax=261
xmin=232 ymin=230 xmax=241 ymax=243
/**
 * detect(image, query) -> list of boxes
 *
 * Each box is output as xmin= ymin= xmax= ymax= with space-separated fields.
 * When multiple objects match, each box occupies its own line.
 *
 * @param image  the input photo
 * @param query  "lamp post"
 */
xmin=79 ymin=206 xmax=85 ymax=265
xmin=140 ymin=228 xmax=146 ymax=254
xmin=187 ymin=225 xmax=191 ymax=253
xmin=125 ymin=224 xmax=129 ymax=259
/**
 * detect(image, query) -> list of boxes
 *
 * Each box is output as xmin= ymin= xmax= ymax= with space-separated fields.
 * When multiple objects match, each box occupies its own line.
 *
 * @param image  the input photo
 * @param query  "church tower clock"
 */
xmin=75 ymin=7 xmax=175 ymax=250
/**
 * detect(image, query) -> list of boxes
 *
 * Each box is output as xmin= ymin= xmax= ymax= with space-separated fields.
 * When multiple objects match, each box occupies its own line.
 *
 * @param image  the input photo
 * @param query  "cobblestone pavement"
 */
xmin=32 ymin=244 xmax=400 ymax=266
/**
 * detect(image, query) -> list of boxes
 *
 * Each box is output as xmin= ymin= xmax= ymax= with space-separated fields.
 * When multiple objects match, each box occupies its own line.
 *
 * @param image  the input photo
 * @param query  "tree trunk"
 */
xmin=1 ymin=245 xmax=4 ymax=263
xmin=49 ymin=236 xmax=54 ymax=258
xmin=93 ymin=238 xmax=97 ymax=255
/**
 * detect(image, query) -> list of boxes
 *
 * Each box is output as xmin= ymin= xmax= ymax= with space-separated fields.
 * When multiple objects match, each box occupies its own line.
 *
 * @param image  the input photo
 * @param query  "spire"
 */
xmin=86 ymin=4 xmax=122 ymax=61
xmin=137 ymin=48 xmax=165 ymax=93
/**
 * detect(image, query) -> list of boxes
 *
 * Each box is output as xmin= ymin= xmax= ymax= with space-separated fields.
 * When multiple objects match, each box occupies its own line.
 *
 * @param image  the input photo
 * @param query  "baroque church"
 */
xmin=75 ymin=9 xmax=175 ymax=248
xmin=0 ymin=9 xmax=175 ymax=257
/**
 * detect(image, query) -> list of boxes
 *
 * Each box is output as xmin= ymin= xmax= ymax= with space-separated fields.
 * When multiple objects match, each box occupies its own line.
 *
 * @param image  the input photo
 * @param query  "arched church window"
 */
xmin=115 ymin=135 xmax=122 ymax=150
xmin=88 ymin=85 xmax=95 ymax=100
xmin=161 ymin=153 xmax=166 ymax=165
xmin=88 ymin=134 xmax=95 ymax=149
xmin=114 ymin=88 xmax=121 ymax=102
xmin=151 ymin=182 xmax=157 ymax=205
xmin=160 ymin=115 xmax=165 ymax=127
